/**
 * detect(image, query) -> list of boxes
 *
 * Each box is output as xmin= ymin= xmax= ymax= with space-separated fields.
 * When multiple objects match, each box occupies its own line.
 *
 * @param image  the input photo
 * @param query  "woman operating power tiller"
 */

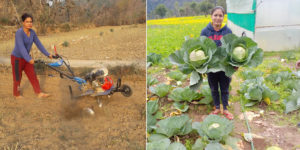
xmin=11 ymin=13 xmax=53 ymax=99
xmin=200 ymin=6 xmax=235 ymax=120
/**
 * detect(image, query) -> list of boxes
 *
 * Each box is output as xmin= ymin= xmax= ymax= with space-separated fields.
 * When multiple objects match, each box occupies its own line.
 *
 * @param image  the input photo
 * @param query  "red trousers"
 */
xmin=11 ymin=55 xmax=41 ymax=96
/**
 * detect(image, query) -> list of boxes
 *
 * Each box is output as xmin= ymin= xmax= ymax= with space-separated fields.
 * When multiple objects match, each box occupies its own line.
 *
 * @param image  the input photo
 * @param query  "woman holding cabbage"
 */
xmin=200 ymin=6 xmax=234 ymax=120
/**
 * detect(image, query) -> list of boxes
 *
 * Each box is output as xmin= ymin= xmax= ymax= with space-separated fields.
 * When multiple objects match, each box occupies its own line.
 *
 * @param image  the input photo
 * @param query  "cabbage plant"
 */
xmin=239 ymin=77 xmax=280 ymax=107
xmin=169 ymin=34 xmax=264 ymax=90
xmin=155 ymin=115 xmax=192 ymax=137
xmin=167 ymin=71 xmax=187 ymax=81
xmin=147 ymin=75 xmax=159 ymax=88
xmin=192 ymin=115 xmax=243 ymax=149
xmin=265 ymin=71 xmax=293 ymax=85
xmin=240 ymin=69 xmax=264 ymax=80
xmin=284 ymin=88 xmax=300 ymax=114
xmin=147 ymin=100 xmax=159 ymax=132
xmin=149 ymin=84 xmax=171 ymax=98
xmin=147 ymin=52 xmax=162 ymax=67
xmin=169 ymin=36 xmax=218 ymax=90
xmin=192 ymin=115 xmax=234 ymax=142
xmin=182 ymin=37 xmax=217 ymax=73
xmin=173 ymin=102 xmax=189 ymax=112
xmin=147 ymin=138 xmax=187 ymax=150
xmin=220 ymin=34 xmax=264 ymax=77
xmin=169 ymin=87 xmax=202 ymax=102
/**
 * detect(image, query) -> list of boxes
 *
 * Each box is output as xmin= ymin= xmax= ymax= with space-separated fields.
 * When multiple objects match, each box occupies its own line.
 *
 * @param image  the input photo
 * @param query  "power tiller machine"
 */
xmin=34 ymin=48 xmax=132 ymax=107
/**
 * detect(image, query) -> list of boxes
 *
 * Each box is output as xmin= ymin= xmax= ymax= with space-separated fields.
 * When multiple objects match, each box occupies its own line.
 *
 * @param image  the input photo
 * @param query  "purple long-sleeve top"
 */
xmin=11 ymin=27 xmax=50 ymax=62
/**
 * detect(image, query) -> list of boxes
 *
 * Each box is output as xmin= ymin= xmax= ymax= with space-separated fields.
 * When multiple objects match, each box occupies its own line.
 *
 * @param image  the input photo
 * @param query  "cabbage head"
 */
xmin=232 ymin=45 xmax=248 ymax=62
xmin=190 ymin=49 xmax=207 ymax=64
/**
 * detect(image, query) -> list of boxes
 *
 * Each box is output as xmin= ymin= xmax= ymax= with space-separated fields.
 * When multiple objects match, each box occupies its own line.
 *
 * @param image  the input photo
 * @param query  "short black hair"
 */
xmin=21 ymin=13 xmax=33 ymax=22
xmin=211 ymin=6 xmax=225 ymax=15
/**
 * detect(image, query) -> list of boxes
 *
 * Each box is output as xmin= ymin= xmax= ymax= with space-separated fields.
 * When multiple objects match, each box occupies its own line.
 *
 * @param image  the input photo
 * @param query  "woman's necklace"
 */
xmin=212 ymin=23 xmax=221 ymax=31
xmin=23 ymin=28 xmax=30 ymax=37
xmin=213 ymin=26 xmax=220 ymax=31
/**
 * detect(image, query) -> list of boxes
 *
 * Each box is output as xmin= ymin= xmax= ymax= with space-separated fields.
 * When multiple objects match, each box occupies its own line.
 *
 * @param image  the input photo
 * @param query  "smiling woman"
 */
xmin=200 ymin=6 xmax=234 ymax=120
xmin=11 ymin=13 xmax=53 ymax=99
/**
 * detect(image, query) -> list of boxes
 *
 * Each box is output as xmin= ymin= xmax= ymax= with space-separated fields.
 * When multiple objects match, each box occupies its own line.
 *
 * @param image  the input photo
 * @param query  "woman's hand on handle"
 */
xmin=48 ymin=54 xmax=53 ymax=59
xmin=29 ymin=59 xmax=34 ymax=64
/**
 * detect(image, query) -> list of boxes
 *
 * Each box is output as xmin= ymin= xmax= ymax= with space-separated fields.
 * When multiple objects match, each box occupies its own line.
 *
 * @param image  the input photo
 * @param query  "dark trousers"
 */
xmin=207 ymin=71 xmax=231 ymax=110
xmin=11 ymin=55 xmax=41 ymax=96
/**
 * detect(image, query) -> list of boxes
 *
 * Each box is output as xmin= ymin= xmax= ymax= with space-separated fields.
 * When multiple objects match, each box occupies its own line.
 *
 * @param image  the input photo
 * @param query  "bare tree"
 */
xmin=9 ymin=0 xmax=21 ymax=26
xmin=1 ymin=0 xmax=146 ymax=33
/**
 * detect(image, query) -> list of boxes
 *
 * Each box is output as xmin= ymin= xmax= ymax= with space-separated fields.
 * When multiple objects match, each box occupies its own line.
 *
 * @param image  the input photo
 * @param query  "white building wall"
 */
xmin=254 ymin=0 xmax=300 ymax=51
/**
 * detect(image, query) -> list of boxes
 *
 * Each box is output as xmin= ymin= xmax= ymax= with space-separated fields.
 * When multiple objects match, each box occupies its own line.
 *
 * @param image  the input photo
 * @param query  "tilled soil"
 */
xmin=0 ymin=66 xmax=146 ymax=150
xmin=0 ymin=24 xmax=146 ymax=150
xmin=150 ymin=67 xmax=300 ymax=150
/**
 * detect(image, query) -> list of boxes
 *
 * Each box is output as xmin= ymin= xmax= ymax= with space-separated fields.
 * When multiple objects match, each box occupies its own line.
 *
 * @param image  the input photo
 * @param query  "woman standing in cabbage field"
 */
xmin=200 ymin=6 xmax=234 ymax=120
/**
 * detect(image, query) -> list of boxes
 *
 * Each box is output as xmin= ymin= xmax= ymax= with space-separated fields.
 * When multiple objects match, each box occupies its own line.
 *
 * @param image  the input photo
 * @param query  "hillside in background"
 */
xmin=147 ymin=0 xmax=226 ymax=19
xmin=147 ymin=0 xmax=203 ymax=14
xmin=0 ymin=0 xmax=145 ymax=36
